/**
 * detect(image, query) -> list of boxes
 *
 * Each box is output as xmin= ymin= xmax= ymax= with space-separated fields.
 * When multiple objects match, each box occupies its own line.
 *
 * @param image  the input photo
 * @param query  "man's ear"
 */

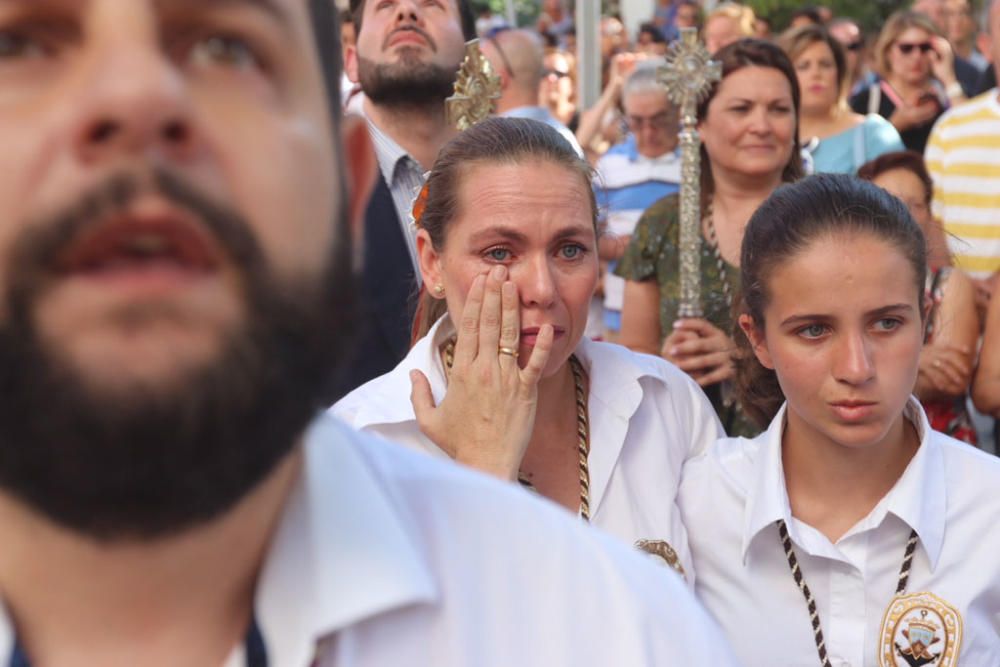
xmin=341 ymin=114 xmax=376 ymax=250
xmin=416 ymin=229 xmax=444 ymax=298
xmin=738 ymin=313 xmax=774 ymax=370
xmin=345 ymin=43 xmax=360 ymax=83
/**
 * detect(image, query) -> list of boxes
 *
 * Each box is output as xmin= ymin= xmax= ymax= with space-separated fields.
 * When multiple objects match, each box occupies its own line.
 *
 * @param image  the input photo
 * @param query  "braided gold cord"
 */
xmin=569 ymin=355 xmax=591 ymax=522
xmin=442 ymin=341 xmax=591 ymax=520
xmin=777 ymin=519 xmax=919 ymax=667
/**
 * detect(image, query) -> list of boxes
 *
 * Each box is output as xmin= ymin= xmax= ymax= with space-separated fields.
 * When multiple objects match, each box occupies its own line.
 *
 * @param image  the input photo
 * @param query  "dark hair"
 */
xmin=778 ymin=24 xmax=849 ymax=103
xmin=696 ymin=39 xmax=804 ymax=212
xmin=638 ymin=22 xmax=668 ymax=43
xmin=350 ymin=0 xmax=477 ymax=41
xmin=734 ymin=174 xmax=928 ymax=427
xmin=856 ymin=150 xmax=933 ymax=205
xmin=412 ymin=117 xmax=597 ymax=340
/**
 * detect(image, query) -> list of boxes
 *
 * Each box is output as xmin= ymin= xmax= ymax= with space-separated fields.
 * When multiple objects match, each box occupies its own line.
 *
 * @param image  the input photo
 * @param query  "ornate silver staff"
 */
xmin=446 ymin=39 xmax=501 ymax=131
xmin=657 ymin=29 xmax=721 ymax=318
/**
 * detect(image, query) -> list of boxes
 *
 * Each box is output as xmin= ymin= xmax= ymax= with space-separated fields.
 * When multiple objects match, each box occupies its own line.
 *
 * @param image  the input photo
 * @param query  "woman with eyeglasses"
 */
xmin=849 ymin=10 xmax=966 ymax=153
xmin=779 ymin=25 xmax=903 ymax=174
xmin=617 ymin=39 xmax=803 ymax=437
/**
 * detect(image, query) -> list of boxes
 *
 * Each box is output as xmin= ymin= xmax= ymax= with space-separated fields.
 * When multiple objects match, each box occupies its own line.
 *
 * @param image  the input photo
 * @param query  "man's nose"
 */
xmin=70 ymin=33 xmax=198 ymax=167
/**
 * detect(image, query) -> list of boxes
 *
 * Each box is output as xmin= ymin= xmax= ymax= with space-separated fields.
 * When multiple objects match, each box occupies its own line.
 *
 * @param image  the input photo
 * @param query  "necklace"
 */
xmin=777 ymin=519 xmax=918 ymax=667
xmin=442 ymin=340 xmax=592 ymax=521
xmin=704 ymin=201 xmax=733 ymax=310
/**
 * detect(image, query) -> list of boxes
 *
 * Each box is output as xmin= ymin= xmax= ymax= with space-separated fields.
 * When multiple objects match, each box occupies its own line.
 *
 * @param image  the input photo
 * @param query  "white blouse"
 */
xmin=680 ymin=398 xmax=1000 ymax=667
xmin=333 ymin=317 xmax=723 ymax=581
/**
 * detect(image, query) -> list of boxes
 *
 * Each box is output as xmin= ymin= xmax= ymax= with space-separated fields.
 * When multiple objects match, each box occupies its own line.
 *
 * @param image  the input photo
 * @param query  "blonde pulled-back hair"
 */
xmin=872 ymin=10 xmax=941 ymax=79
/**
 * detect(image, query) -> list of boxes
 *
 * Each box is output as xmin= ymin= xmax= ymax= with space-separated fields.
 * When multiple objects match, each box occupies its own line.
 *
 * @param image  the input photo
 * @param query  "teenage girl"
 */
xmin=679 ymin=174 xmax=1000 ymax=666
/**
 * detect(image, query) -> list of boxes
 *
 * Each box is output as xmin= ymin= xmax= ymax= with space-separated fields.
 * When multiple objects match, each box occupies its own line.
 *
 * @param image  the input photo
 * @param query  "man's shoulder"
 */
xmin=308 ymin=417 xmax=738 ymax=664
xmin=934 ymin=91 xmax=1000 ymax=137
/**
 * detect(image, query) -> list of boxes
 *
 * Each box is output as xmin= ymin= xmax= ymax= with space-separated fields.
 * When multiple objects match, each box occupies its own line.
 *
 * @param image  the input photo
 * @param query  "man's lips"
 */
xmin=54 ymin=207 xmax=222 ymax=280
xmin=387 ymin=28 xmax=431 ymax=49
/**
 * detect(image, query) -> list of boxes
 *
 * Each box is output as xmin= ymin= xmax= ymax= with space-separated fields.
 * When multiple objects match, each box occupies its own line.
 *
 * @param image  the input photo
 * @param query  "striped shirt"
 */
xmin=594 ymin=137 xmax=680 ymax=313
xmin=925 ymin=89 xmax=1000 ymax=279
xmin=366 ymin=119 xmax=427 ymax=278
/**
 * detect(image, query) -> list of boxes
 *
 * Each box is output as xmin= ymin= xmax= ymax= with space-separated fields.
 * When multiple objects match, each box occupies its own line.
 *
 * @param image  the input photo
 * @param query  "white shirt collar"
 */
xmin=253 ymin=417 xmax=439 ymax=664
xmin=741 ymin=397 xmax=946 ymax=570
xmin=344 ymin=316 xmax=682 ymax=512
xmin=0 ymin=418 xmax=439 ymax=666
xmin=349 ymin=316 xmax=679 ymax=426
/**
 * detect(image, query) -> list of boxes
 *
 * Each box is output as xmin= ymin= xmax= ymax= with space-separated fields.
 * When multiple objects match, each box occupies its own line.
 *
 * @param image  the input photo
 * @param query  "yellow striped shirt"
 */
xmin=925 ymin=90 xmax=1000 ymax=279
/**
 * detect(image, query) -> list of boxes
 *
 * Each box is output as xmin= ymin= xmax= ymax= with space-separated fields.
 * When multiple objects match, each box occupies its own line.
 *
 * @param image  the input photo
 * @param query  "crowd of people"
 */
xmin=334 ymin=0 xmax=1000 ymax=663
xmin=0 ymin=0 xmax=999 ymax=665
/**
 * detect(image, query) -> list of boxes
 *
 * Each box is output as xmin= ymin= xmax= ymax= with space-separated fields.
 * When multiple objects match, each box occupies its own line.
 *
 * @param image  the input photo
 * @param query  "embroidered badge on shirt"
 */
xmin=634 ymin=539 xmax=686 ymax=579
xmin=878 ymin=592 xmax=963 ymax=666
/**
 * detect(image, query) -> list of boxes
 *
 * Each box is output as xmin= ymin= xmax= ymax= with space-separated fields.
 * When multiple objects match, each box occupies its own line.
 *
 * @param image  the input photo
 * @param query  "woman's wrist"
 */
xmin=944 ymin=80 xmax=963 ymax=99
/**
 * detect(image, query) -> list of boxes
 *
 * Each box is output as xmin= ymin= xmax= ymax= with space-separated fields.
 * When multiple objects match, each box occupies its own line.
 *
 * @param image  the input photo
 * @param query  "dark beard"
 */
xmin=0 ymin=168 xmax=356 ymax=541
xmin=357 ymin=54 xmax=457 ymax=110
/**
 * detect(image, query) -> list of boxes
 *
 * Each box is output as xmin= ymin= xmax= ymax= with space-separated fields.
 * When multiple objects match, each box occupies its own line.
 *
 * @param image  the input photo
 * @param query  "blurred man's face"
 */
xmin=624 ymin=90 xmax=678 ymax=158
xmin=704 ymin=15 xmax=742 ymax=55
xmin=346 ymin=0 xmax=466 ymax=107
xmin=944 ymin=0 xmax=975 ymax=44
xmin=0 ymin=0 xmax=356 ymax=538
xmin=676 ymin=5 xmax=699 ymax=29
xmin=913 ymin=0 xmax=947 ymax=31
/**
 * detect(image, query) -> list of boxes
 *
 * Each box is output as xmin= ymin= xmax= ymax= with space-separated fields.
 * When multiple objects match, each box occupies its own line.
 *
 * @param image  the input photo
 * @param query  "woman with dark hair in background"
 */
xmin=779 ymin=25 xmax=903 ymax=174
xmin=859 ymin=151 xmax=979 ymax=445
xmin=335 ymin=118 xmax=722 ymax=578
xmin=681 ymin=174 xmax=1000 ymax=665
xmin=617 ymin=39 xmax=803 ymax=436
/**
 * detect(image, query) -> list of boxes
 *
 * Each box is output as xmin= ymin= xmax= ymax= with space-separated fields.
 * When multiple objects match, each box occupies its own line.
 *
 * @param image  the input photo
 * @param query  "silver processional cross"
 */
xmin=657 ymin=28 xmax=721 ymax=318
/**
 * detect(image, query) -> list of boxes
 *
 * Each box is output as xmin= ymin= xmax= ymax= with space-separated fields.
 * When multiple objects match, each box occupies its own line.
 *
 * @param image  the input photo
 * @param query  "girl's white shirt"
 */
xmin=333 ymin=317 xmax=724 ymax=583
xmin=680 ymin=398 xmax=1000 ymax=667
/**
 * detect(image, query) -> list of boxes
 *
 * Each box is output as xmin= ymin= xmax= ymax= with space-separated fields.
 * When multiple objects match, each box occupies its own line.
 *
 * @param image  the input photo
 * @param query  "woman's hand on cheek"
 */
xmin=410 ymin=267 xmax=553 ymax=481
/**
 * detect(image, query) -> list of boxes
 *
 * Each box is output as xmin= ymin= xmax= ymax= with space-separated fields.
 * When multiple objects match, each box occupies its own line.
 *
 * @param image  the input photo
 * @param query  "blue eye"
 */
xmin=561 ymin=244 xmax=584 ymax=259
xmin=190 ymin=34 xmax=262 ymax=70
xmin=798 ymin=324 xmax=827 ymax=339
xmin=874 ymin=318 xmax=902 ymax=332
xmin=485 ymin=247 xmax=511 ymax=262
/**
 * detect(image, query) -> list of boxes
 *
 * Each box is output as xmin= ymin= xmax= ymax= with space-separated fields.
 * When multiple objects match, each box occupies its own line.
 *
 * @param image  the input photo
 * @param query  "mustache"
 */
xmin=382 ymin=25 xmax=437 ymax=52
xmin=9 ymin=167 xmax=266 ymax=286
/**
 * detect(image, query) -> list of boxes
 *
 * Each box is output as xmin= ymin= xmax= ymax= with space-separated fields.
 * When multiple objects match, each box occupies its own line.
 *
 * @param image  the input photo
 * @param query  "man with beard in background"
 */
xmin=0 ymin=1 xmax=740 ymax=665
xmin=341 ymin=0 xmax=474 ymax=391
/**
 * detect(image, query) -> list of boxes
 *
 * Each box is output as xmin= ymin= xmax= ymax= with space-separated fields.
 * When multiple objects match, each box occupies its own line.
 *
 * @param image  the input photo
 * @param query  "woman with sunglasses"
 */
xmin=849 ymin=11 xmax=966 ymax=153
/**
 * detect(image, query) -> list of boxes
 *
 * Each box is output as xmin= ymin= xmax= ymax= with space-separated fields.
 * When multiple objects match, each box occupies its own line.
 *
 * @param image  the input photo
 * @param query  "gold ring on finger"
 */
xmin=499 ymin=346 xmax=519 ymax=358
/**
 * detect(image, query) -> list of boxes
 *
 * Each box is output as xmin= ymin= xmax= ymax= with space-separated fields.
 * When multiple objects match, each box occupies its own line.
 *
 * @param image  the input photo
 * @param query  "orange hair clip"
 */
xmin=411 ymin=181 xmax=430 ymax=229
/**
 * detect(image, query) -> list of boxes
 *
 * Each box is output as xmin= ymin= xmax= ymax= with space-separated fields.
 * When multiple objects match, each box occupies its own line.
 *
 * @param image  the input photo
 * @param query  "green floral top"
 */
xmin=615 ymin=194 xmax=758 ymax=437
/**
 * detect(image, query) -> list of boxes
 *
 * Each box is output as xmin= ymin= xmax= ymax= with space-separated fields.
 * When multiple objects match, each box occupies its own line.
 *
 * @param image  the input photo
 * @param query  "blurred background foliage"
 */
xmin=470 ymin=1 xmax=962 ymax=35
